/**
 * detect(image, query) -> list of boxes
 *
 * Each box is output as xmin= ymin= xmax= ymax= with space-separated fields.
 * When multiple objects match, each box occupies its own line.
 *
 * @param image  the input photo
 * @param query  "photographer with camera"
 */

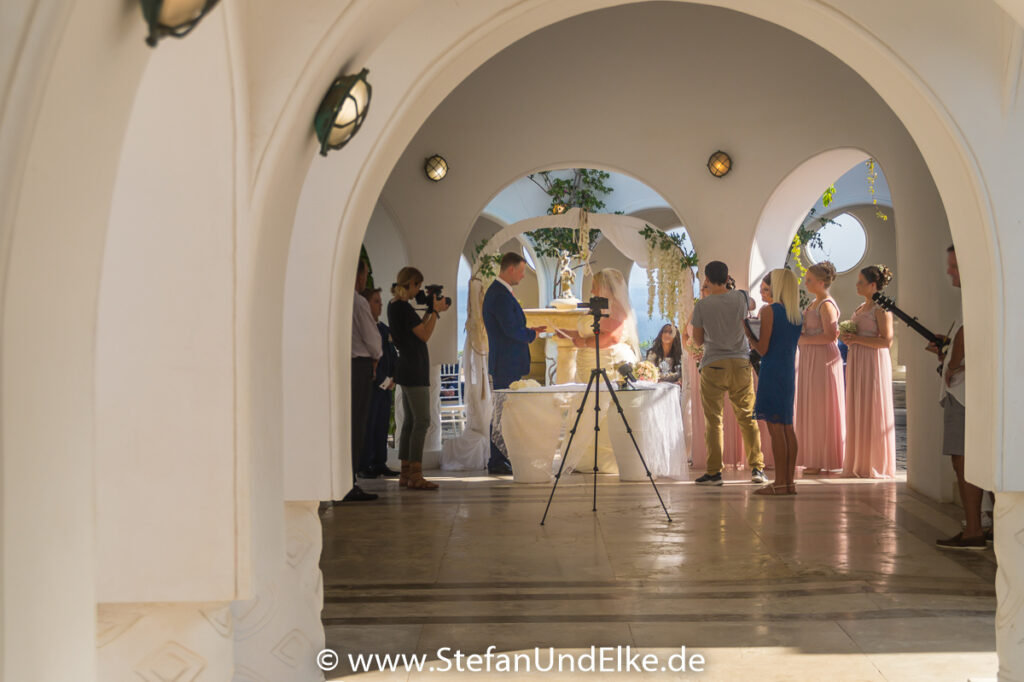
xmin=387 ymin=267 xmax=451 ymax=490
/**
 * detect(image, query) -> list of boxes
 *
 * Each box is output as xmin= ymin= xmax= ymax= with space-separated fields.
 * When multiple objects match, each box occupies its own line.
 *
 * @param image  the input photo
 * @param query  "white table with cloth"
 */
xmin=496 ymin=382 xmax=688 ymax=483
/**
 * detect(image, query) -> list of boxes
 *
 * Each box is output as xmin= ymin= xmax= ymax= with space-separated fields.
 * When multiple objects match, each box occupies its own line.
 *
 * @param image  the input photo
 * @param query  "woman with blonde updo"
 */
xmin=795 ymin=261 xmax=846 ymax=474
xmin=840 ymin=264 xmax=896 ymax=478
xmin=387 ymin=266 xmax=450 ymax=489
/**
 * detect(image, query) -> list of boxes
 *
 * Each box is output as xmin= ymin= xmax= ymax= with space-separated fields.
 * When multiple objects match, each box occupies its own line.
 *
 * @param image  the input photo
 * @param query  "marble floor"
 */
xmin=320 ymin=470 xmax=997 ymax=681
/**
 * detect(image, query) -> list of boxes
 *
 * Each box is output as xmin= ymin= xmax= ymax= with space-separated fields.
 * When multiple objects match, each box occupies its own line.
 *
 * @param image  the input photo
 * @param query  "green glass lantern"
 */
xmin=314 ymin=69 xmax=372 ymax=156
xmin=140 ymin=0 xmax=221 ymax=47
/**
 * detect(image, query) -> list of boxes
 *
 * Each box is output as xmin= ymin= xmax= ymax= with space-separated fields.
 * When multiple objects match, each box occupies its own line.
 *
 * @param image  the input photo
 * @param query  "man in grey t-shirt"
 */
xmin=691 ymin=261 xmax=764 ymax=485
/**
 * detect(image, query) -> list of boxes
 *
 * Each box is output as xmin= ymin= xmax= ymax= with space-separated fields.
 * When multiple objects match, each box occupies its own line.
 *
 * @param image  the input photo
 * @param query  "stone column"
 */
xmin=233 ymin=501 xmax=326 ymax=682
xmin=996 ymin=491 xmax=1024 ymax=682
xmin=97 ymin=602 xmax=234 ymax=681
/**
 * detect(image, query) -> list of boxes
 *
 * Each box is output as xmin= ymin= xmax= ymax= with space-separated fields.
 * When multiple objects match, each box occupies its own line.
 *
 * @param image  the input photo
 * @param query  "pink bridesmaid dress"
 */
xmin=842 ymin=303 xmax=896 ymax=478
xmin=795 ymin=298 xmax=846 ymax=471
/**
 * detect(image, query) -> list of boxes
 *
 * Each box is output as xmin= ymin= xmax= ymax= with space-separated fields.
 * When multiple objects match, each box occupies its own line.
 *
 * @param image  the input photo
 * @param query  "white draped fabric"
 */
xmin=440 ymin=277 xmax=491 ymax=470
xmin=440 ymin=210 xmax=696 ymax=470
xmin=499 ymin=383 xmax=688 ymax=482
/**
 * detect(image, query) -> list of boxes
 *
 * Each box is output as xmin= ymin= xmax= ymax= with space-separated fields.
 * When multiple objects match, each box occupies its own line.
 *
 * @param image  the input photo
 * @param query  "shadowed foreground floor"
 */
xmin=320 ymin=470 xmax=996 ymax=681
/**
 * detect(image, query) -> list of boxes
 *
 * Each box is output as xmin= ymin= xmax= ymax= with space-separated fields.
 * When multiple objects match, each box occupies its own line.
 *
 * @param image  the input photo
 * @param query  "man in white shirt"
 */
xmin=341 ymin=257 xmax=383 ymax=503
xmin=929 ymin=245 xmax=985 ymax=549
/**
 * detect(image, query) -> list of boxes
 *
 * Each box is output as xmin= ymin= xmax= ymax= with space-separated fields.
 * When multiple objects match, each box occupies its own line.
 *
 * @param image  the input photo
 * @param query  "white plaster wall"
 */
xmin=96 ymin=8 xmax=245 ymax=603
xmin=362 ymin=201 xmax=410 ymax=293
xmin=0 ymin=0 xmax=151 ymax=677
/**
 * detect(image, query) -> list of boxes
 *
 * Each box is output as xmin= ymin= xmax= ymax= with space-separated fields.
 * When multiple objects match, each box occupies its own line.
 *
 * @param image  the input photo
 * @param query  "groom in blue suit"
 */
xmin=482 ymin=252 xmax=544 ymax=474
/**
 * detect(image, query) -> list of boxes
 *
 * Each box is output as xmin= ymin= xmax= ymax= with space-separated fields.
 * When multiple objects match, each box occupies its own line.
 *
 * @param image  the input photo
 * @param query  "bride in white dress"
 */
xmin=561 ymin=268 xmax=641 ymax=474
xmin=571 ymin=268 xmax=641 ymax=380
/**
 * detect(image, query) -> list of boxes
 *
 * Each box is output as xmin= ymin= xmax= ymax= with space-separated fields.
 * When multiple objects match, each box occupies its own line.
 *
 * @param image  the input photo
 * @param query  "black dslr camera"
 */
xmin=579 ymin=296 xmax=609 ymax=311
xmin=415 ymin=284 xmax=451 ymax=309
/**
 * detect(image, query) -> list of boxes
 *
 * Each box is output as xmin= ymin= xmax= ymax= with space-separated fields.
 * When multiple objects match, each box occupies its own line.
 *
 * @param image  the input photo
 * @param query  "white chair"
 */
xmin=439 ymin=363 xmax=467 ymax=437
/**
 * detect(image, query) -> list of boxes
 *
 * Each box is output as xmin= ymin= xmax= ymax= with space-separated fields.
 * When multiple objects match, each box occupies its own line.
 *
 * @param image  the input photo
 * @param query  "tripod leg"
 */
xmin=592 ymin=368 xmax=601 ymax=512
xmin=598 ymin=370 xmax=673 ymax=523
xmin=540 ymin=372 xmax=598 ymax=525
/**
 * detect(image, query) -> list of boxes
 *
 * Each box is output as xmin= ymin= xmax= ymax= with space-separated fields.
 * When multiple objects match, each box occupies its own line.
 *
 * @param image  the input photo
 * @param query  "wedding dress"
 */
xmin=563 ymin=268 xmax=640 ymax=475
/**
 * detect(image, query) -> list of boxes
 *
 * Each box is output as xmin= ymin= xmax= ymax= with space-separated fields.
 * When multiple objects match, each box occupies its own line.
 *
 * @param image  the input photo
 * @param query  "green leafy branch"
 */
xmin=639 ymin=225 xmax=699 ymax=268
xmin=472 ymin=240 xmax=503 ymax=279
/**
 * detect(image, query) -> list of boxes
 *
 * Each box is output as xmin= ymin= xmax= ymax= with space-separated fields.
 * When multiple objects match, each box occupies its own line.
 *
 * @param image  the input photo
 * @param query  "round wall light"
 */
xmin=425 ymin=155 xmax=449 ymax=181
xmin=551 ymin=203 xmax=567 ymax=215
xmin=314 ymin=69 xmax=372 ymax=156
xmin=140 ymin=0 xmax=220 ymax=47
xmin=707 ymin=151 xmax=732 ymax=178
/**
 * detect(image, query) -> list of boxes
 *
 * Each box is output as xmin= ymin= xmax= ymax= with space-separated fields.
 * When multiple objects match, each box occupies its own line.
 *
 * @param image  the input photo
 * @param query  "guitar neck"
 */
xmin=873 ymin=295 xmax=944 ymax=347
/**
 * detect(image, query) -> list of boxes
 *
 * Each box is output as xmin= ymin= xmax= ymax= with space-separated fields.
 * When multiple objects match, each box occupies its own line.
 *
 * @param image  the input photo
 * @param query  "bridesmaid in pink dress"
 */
xmin=840 ymin=265 xmax=896 ymax=479
xmin=795 ymin=262 xmax=846 ymax=473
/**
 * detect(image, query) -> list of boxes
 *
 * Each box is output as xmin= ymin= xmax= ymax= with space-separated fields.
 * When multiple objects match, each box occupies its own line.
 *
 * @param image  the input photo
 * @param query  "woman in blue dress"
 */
xmin=744 ymin=268 xmax=803 ymax=496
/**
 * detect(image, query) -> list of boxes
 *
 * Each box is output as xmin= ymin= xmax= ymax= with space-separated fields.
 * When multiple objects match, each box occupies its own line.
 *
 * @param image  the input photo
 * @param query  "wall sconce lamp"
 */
xmin=551 ymin=203 xmax=567 ymax=215
xmin=707 ymin=151 xmax=732 ymax=177
xmin=140 ymin=0 xmax=220 ymax=47
xmin=425 ymin=155 xmax=449 ymax=181
xmin=314 ymin=69 xmax=372 ymax=156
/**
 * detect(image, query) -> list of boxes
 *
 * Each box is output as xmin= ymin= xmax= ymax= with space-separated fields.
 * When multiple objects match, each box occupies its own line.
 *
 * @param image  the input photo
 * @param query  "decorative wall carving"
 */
xmin=995 ymin=492 xmax=1024 ymax=682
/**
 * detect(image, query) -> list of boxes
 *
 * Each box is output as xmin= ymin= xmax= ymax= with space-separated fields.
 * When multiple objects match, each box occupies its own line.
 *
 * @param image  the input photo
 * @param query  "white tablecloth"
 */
xmin=497 ymin=382 xmax=688 ymax=483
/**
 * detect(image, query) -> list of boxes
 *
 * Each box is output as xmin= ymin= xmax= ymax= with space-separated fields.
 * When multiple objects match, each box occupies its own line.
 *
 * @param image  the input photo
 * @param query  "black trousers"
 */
xmin=361 ymin=387 xmax=393 ymax=473
xmin=351 ymin=357 xmax=375 ymax=485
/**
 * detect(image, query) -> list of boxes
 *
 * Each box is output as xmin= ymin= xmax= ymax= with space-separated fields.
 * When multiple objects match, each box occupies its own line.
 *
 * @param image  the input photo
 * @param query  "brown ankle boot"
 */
xmin=399 ymin=460 xmax=411 ymax=487
xmin=406 ymin=461 xmax=438 ymax=490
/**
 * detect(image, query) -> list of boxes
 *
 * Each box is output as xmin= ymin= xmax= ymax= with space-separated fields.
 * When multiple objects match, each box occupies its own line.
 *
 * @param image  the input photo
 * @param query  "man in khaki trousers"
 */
xmin=691 ymin=261 xmax=765 ymax=486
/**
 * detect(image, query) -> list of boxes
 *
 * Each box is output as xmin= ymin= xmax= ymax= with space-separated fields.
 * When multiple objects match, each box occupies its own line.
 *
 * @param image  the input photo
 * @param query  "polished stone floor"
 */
xmin=320 ymin=470 xmax=997 ymax=681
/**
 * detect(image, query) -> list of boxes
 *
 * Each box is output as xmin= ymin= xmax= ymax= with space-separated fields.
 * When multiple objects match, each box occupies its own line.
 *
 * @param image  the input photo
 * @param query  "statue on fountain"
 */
xmin=552 ymin=249 xmax=579 ymax=310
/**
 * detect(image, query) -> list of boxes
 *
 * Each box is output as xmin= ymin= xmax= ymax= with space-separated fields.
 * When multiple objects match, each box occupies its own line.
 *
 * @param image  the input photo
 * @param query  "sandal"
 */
xmin=405 ymin=461 xmax=439 ymax=491
xmin=398 ymin=460 xmax=411 ymax=488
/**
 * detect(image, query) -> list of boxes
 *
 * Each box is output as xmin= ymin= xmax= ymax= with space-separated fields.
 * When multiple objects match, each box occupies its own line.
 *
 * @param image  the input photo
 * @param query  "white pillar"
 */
xmin=233 ymin=501 xmax=326 ymax=682
xmin=97 ymin=602 xmax=234 ymax=681
xmin=997 ymin=492 xmax=1024 ymax=682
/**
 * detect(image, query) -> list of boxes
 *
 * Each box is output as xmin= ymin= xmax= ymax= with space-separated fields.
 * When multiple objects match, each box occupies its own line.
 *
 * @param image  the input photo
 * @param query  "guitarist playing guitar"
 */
xmin=927 ymin=245 xmax=983 ymax=550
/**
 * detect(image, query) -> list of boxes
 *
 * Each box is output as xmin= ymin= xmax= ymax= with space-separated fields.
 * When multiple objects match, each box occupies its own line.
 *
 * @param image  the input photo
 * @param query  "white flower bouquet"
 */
xmin=634 ymin=360 xmax=660 ymax=382
xmin=509 ymin=379 xmax=542 ymax=390
xmin=838 ymin=320 xmax=858 ymax=336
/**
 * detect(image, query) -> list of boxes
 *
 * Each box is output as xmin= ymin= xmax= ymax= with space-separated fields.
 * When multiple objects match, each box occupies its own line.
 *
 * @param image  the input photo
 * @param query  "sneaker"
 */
xmin=936 ymin=532 xmax=986 ymax=550
xmin=695 ymin=472 xmax=723 ymax=486
xmin=751 ymin=468 xmax=766 ymax=484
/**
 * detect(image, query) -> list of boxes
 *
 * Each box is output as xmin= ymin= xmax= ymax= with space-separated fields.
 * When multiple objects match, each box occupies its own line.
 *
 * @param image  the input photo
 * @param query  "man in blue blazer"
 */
xmin=482 ymin=252 xmax=544 ymax=474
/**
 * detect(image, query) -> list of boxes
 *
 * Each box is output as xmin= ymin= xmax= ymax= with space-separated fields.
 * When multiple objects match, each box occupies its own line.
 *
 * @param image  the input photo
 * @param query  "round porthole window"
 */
xmin=805 ymin=213 xmax=867 ymax=273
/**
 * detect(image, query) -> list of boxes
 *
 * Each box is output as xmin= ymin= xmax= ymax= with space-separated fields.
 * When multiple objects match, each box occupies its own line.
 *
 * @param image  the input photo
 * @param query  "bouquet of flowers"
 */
xmin=684 ymin=340 xmax=704 ymax=363
xmin=634 ymin=360 xmax=660 ymax=382
xmin=838 ymin=320 xmax=858 ymax=336
xmin=509 ymin=378 xmax=542 ymax=390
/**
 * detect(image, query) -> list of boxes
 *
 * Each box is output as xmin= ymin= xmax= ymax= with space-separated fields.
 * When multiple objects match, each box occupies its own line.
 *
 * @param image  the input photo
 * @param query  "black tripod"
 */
xmin=540 ymin=300 xmax=672 ymax=525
